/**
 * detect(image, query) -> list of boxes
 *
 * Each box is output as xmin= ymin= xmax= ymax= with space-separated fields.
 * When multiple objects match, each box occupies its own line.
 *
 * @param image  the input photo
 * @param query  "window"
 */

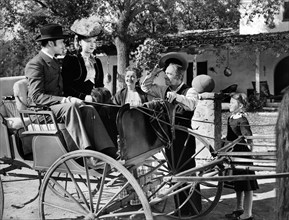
xmin=283 ymin=2 xmax=289 ymax=21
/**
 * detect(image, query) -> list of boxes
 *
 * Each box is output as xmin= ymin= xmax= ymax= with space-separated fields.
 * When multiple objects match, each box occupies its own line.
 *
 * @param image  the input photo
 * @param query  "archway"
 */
xmin=274 ymin=56 xmax=289 ymax=95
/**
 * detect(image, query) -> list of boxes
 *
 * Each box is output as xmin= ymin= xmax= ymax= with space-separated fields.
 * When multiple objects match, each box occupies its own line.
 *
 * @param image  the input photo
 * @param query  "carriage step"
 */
xmin=265 ymin=102 xmax=280 ymax=108
xmin=263 ymin=106 xmax=278 ymax=111
xmin=218 ymin=151 xmax=276 ymax=156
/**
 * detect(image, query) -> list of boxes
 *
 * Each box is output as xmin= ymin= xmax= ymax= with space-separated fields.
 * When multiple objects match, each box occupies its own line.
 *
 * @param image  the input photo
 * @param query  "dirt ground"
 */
xmin=1 ymin=163 xmax=276 ymax=220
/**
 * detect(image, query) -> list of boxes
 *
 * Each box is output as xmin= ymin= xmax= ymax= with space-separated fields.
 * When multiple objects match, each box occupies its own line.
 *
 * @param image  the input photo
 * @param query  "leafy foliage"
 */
xmin=0 ymin=0 xmax=96 ymax=77
xmin=177 ymin=0 xmax=241 ymax=30
xmin=247 ymin=93 xmax=267 ymax=112
xmin=242 ymin=0 xmax=283 ymax=29
xmin=0 ymin=0 xmax=284 ymax=80
xmin=130 ymin=38 xmax=166 ymax=78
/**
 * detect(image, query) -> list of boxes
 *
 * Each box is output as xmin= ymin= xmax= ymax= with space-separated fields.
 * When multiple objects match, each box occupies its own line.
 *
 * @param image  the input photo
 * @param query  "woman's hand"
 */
xmin=84 ymin=95 xmax=93 ymax=102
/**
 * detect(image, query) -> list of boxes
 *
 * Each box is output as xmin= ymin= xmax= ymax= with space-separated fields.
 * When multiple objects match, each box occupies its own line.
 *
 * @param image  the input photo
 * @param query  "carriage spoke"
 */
xmin=169 ymin=142 xmax=176 ymax=170
xmin=96 ymin=181 xmax=130 ymax=216
xmin=42 ymin=201 xmax=87 ymax=215
xmin=83 ymin=156 xmax=95 ymax=212
xmin=183 ymin=186 xmax=200 ymax=215
xmin=63 ymin=159 xmax=90 ymax=209
xmin=151 ymin=155 xmax=169 ymax=171
xmin=161 ymin=149 xmax=173 ymax=170
xmin=47 ymin=177 xmax=89 ymax=213
xmin=176 ymin=133 xmax=190 ymax=169
xmin=94 ymin=163 xmax=109 ymax=213
xmin=196 ymin=186 xmax=213 ymax=204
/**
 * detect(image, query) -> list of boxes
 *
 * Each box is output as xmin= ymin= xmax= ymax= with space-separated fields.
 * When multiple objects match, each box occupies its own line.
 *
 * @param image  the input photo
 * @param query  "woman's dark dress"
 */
xmin=61 ymin=53 xmax=118 ymax=149
xmin=227 ymin=113 xmax=259 ymax=192
xmin=61 ymin=53 xmax=104 ymax=99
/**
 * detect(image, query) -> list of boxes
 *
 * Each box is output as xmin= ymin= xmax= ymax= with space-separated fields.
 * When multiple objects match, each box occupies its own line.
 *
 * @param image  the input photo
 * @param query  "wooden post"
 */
xmin=193 ymin=54 xmax=197 ymax=78
xmin=191 ymin=93 xmax=222 ymax=153
xmin=255 ymin=49 xmax=260 ymax=96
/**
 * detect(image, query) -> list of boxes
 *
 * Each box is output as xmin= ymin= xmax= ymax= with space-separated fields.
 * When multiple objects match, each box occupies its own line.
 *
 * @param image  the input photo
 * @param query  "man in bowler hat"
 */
xmin=25 ymin=24 xmax=117 ymax=158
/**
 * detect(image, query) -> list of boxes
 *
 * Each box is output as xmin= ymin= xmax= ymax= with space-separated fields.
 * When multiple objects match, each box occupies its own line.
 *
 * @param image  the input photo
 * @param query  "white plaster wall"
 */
xmin=184 ymin=49 xmax=287 ymax=95
xmin=96 ymin=55 xmax=117 ymax=92
xmin=186 ymin=50 xmax=257 ymax=94
xmin=97 ymin=49 xmax=287 ymax=96
xmin=240 ymin=0 xmax=289 ymax=34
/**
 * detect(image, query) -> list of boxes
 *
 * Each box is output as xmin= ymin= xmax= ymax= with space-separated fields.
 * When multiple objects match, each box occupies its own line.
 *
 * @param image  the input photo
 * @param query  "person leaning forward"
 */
xmin=141 ymin=52 xmax=202 ymax=216
xmin=25 ymin=23 xmax=117 ymax=158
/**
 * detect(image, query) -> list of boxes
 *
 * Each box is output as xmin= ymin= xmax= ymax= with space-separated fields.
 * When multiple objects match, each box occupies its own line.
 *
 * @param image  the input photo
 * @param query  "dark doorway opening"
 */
xmin=274 ymin=56 xmax=289 ymax=95
xmin=112 ymin=65 xmax=117 ymax=95
xmin=186 ymin=61 xmax=208 ymax=85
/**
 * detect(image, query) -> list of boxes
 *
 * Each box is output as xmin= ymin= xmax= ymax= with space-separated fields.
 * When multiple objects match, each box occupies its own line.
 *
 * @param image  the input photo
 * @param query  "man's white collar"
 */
xmin=41 ymin=49 xmax=54 ymax=59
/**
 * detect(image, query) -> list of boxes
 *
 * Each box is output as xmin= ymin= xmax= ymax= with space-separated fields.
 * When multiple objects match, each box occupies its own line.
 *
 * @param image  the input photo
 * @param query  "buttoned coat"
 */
xmin=25 ymin=51 xmax=64 ymax=106
xmin=61 ymin=53 xmax=104 ymax=100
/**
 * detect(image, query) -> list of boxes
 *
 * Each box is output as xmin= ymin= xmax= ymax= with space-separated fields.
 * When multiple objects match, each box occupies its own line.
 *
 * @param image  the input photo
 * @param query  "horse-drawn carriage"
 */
xmin=0 ymin=76 xmax=284 ymax=219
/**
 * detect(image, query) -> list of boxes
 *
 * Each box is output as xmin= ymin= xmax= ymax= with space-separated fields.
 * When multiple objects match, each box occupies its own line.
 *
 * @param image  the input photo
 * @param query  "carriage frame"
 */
xmin=0 ymin=88 xmax=284 ymax=219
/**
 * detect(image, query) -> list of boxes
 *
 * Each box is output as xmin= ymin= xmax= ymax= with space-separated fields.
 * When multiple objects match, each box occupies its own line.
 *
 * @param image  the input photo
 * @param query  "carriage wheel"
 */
xmin=0 ymin=177 xmax=4 ymax=219
xmin=135 ymin=128 xmax=224 ymax=219
xmin=39 ymin=150 xmax=153 ymax=220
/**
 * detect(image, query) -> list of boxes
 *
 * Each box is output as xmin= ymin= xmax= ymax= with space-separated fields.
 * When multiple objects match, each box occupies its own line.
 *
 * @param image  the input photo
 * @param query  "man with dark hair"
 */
xmin=25 ymin=24 xmax=117 ymax=158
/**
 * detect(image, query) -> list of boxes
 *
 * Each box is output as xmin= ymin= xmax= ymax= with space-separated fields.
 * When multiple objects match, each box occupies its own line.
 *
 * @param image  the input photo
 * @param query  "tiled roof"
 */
xmin=95 ymin=28 xmax=289 ymax=55
xmin=159 ymin=28 xmax=289 ymax=49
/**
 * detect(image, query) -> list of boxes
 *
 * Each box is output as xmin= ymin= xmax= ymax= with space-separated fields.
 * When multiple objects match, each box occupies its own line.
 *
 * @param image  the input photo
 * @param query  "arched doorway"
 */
xmin=274 ymin=56 xmax=289 ymax=95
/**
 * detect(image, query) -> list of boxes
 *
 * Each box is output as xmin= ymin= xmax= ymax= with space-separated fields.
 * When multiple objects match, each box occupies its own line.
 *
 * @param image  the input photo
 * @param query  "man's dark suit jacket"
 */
xmin=25 ymin=51 xmax=64 ymax=106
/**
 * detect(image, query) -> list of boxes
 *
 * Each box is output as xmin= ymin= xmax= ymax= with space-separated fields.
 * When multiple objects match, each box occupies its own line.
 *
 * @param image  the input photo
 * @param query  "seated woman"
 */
xmin=61 ymin=18 xmax=117 ymax=159
xmin=113 ymin=66 xmax=148 ymax=107
xmin=61 ymin=17 xmax=104 ymax=102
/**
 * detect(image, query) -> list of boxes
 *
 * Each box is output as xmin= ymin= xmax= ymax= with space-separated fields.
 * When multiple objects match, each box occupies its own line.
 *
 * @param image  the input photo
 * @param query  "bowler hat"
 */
xmin=71 ymin=16 xmax=103 ymax=38
xmin=36 ymin=24 xmax=69 ymax=41
xmin=158 ymin=52 xmax=188 ymax=71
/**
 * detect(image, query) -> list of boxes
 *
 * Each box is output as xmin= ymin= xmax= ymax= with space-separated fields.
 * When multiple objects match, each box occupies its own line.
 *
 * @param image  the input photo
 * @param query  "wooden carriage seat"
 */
xmin=1 ymin=79 xmax=31 ymax=130
xmin=12 ymin=79 xmax=77 ymax=160
xmin=117 ymin=102 xmax=175 ymax=165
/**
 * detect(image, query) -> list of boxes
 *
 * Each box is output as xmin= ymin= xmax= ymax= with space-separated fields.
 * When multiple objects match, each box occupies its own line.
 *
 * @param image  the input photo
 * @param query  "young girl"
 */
xmin=225 ymin=93 xmax=259 ymax=220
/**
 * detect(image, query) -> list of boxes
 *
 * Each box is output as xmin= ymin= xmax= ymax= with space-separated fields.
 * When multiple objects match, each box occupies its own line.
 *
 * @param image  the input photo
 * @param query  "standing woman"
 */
xmin=113 ymin=66 xmax=147 ymax=106
xmin=62 ymin=17 xmax=104 ymax=102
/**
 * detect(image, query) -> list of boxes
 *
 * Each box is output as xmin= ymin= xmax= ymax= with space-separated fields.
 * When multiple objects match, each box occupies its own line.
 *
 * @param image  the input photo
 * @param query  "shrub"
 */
xmin=247 ymin=93 xmax=267 ymax=112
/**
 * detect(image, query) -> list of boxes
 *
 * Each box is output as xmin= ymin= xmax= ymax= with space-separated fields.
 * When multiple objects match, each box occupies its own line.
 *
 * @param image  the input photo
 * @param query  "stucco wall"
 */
xmin=97 ymin=49 xmax=288 ymax=97
xmin=178 ymin=49 xmax=288 ymax=96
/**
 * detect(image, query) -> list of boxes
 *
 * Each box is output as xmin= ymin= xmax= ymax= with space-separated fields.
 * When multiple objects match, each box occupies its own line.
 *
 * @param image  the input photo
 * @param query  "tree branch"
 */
xmin=31 ymin=0 xmax=47 ymax=8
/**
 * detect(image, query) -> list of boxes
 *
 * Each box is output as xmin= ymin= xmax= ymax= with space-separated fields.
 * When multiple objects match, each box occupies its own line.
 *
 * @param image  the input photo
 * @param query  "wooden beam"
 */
xmin=255 ymin=49 xmax=260 ymax=94
xmin=193 ymin=54 xmax=197 ymax=78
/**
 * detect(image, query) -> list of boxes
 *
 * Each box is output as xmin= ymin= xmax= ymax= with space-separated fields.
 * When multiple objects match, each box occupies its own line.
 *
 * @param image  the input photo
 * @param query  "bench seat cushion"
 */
xmin=5 ymin=117 xmax=31 ymax=130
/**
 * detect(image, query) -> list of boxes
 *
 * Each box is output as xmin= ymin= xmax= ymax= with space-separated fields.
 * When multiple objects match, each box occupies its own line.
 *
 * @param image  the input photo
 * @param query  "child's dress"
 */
xmin=227 ymin=112 xmax=259 ymax=192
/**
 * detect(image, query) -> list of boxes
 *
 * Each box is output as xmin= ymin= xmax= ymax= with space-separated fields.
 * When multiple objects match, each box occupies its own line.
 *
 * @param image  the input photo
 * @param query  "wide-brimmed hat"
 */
xmin=36 ymin=24 xmax=69 ymax=41
xmin=70 ymin=16 xmax=103 ymax=38
xmin=158 ymin=52 xmax=188 ymax=71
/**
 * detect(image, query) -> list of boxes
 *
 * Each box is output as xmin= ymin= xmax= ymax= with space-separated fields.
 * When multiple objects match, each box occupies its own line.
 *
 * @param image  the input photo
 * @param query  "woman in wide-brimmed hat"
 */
xmin=61 ymin=17 xmax=105 ymax=103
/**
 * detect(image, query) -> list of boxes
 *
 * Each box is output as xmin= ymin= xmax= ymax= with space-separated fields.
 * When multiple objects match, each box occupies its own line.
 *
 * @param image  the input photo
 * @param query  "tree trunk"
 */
xmin=114 ymin=36 xmax=130 ymax=92
xmin=276 ymin=140 xmax=289 ymax=220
